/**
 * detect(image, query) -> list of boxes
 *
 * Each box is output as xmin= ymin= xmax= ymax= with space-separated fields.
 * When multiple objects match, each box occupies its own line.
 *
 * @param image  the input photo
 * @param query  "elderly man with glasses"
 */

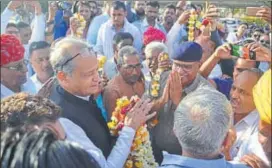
xmin=47 ymin=37 xmax=155 ymax=168
xmin=1 ymin=34 xmax=36 ymax=99
xmin=103 ymin=46 xmax=145 ymax=118
xmin=147 ymin=41 xmax=214 ymax=163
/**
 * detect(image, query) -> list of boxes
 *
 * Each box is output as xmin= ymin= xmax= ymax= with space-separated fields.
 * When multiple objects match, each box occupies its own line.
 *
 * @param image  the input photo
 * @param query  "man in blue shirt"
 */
xmin=160 ymin=88 xmax=249 ymax=168
xmin=125 ymin=1 xmax=146 ymax=23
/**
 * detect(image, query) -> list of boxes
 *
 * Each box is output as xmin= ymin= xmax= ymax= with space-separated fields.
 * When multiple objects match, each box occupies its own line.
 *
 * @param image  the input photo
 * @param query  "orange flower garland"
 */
xmin=107 ymin=96 xmax=158 ymax=168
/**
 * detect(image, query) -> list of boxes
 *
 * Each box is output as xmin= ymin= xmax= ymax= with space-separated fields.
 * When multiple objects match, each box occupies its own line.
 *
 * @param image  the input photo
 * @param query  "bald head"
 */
xmin=233 ymin=58 xmax=258 ymax=80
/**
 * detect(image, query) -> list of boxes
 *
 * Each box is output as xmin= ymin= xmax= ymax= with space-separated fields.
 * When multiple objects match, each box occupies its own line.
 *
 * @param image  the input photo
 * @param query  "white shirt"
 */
xmin=230 ymin=110 xmax=259 ymax=159
xmin=132 ymin=18 xmax=167 ymax=36
xmin=1 ymin=79 xmax=36 ymax=99
xmin=104 ymin=58 xmax=118 ymax=80
xmin=226 ymin=32 xmax=246 ymax=43
xmin=234 ymin=132 xmax=270 ymax=167
xmin=95 ymin=18 xmax=142 ymax=60
xmin=59 ymin=118 xmax=136 ymax=168
xmin=209 ymin=64 xmax=223 ymax=78
xmin=30 ymin=74 xmax=43 ymax=92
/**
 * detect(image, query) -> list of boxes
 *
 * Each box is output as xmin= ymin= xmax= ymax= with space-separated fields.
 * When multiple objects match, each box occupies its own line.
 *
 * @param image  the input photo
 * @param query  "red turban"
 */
xmin=1 ymin=34 xmax=25 ymax=66
xmin=143 ymin=26 xmax=166 ymax=46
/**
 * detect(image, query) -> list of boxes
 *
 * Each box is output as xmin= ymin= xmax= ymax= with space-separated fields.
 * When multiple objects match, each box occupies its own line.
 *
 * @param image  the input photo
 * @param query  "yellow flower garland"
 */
xmin=188 ymin=10 xmax=198 ymax=41
xmin=74 ymin=13 xmax=86 ymax=38
xmin=107 ymin=96 xmax=158 ymax=168
xmin=97 ymin=56 xmax=107 ymax=77
xmin=150 ymin=53 xmax=169 ymax=98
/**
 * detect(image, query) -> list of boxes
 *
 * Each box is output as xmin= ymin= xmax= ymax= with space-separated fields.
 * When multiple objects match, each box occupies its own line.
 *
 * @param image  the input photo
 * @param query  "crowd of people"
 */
xmin=0 ymin=1 xmax=271 ymax=168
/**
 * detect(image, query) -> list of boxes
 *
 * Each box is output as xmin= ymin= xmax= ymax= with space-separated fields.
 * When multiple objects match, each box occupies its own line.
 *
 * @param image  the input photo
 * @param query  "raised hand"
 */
xmin=69 ymin=17 xmax=80 ymax=35
xmin=221 ymin=127 xmax=237 ymax=161
xmin=169 ymin=71 xmax=182 ymax=106
xmin=240 ymin=154 xmax=269 ymax=168
xmin=245 ymin=42 xmax=271 ymax=62
xmin=7 ymin=1 xmax=22 ymax=11
xmin=158 ymin=52 xmax=172 ymax=70
xmin=177 ymin=10 xmax=190 ymax=25
xmin=25 ymin=1 xmax=42 ymax=15
xmin=256 ymin=7 xmax=271 ymax=24
xmin=213 ymin=43 xmax=232 ymax=60
xmin=124 ymin=99 xmax=156 ymax=130
xmin=203 ymin=5 xmax=219 ymax=31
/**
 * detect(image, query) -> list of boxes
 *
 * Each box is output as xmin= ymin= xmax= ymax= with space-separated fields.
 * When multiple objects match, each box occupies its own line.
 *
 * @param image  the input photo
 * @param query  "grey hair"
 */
xmin=173 ymin=88 xmax=232 ymax=157
xmin=117 ymin=46 xmax=139 ymax=65
xmin=144 ymin=41 xmax=168 ymax=58
xmin=50 ymin=37 xmax=92 ymax=75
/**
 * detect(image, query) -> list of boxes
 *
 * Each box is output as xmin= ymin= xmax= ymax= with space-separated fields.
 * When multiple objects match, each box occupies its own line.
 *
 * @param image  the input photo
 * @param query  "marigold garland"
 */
xmin=97 ymin=56 xmax=107 ymax=77
xmin=107 ymin=96 xmax=158 ymax=168
xmin=74 ymin=13 xmax=86 ymax=38
xmin=188 ymin=10 xmax=198 ymax=41
xmin=150 ymin=53 xmax=169 ymax=98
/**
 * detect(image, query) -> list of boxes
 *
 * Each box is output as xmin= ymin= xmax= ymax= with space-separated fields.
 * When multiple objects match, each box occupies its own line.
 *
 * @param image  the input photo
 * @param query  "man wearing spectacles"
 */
xmin=251 ymin=28 xmax=264 ymax=42
xmin=103 ymin=46 xmax=145 ymax=118
xmin=1 ymin=34 xmax=36 ymax=99
xmin=148 ymin=42 xmax=214 ymax=163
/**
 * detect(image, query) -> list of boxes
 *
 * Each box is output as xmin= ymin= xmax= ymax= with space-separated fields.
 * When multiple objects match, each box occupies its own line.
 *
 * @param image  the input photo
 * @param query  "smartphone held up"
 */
xmin=230 ymin=44 xmax=256 ymax=60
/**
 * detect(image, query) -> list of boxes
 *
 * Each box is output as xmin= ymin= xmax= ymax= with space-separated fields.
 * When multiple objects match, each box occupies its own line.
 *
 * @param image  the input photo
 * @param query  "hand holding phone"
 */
xmin=246 ymin=7 xmax=263 ymax=16
xmin=230 ymin=44 xmax=256 ymax=60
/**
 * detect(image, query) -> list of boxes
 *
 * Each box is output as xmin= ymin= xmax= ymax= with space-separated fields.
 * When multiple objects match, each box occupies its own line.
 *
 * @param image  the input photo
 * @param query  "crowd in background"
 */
xmin=0 ymin=1 xmax=271 ymax=168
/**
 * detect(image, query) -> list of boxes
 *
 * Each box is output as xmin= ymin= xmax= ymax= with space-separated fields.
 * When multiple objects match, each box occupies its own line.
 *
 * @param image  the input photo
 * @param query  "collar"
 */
xmin=161 ymin=152 xmax=228 ymax=168
xmin=183 ymin=73 xmax=201 ymax=95
xmin=142 ymin=18 xmax=160 ymax=29
xmin=1 ymin=79 xmax=36 ymax=99
xmin=236 ymin=110 xmax=259 ymax=127
xmin=109 ymin=18 xmax=128 ymax=31
xmin=75 ymin=95 xmax=90 ymax=101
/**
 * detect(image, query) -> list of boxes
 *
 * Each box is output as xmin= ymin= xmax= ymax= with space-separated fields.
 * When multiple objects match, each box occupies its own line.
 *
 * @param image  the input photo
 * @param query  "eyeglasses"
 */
xmin=173 ymin=62 xmax=195 ymax=72
xmin=260 ymin=40 xmax=270 ymax=46
xmin=60 ymin=47 xmax=96 ymax=70
xmin=253 ymin=34 xmax=261 ymax=38
xmin=1 ymin=59 xmax=29 ymax=71
xmin=122 ymin=63 xmax=143 ymax=73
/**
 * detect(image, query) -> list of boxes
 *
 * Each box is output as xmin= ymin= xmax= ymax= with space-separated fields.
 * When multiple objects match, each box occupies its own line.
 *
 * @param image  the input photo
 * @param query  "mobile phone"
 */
xmin=230 ymin=44 xmax=256 ymax=60
xmin=246 ymin=7 xmax=262 ymax=17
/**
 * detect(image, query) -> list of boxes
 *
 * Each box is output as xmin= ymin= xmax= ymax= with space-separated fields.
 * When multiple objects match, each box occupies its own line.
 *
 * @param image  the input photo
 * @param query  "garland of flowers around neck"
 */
xmin=107 ymin=96 xmax=158 ymax=168
xmin=150 ymin=53 xmax=169 ymax=98
xmin=188 ymin=10 xmax=198 ymax=41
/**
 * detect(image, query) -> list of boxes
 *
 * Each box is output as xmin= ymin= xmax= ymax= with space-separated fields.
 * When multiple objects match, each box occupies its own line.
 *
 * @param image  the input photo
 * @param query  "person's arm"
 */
xmin=45 ymin=2 xmax=57 ymax=44
xmin=94 ymin=24 xmax=105 ymax=55
xmin=28 ymin=1 xmax=45 ymax=43
xmin=87 ymin=16 xmax=100 ymax=46
xmin=125 ymin=1 xmax=136 ymax=23
xmin=103 ymin=87 xmax=119 ymax=119
xmin=166 ymin=11 xmax=190 ymax=58
xmin=1 ymin=2 xmax=19 ymax=34
xmin=59 ymin=118 xmax=135 ymax=168
xmin=132 ymin=26 xmax=143 ymax=58
xmin=199 ymin=44 xmax=232 ymax=78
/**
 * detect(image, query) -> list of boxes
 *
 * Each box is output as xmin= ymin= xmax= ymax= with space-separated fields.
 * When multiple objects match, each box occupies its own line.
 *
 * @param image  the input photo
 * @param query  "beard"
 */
xmin=136 ymin=10 xmax=145 ymax=17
